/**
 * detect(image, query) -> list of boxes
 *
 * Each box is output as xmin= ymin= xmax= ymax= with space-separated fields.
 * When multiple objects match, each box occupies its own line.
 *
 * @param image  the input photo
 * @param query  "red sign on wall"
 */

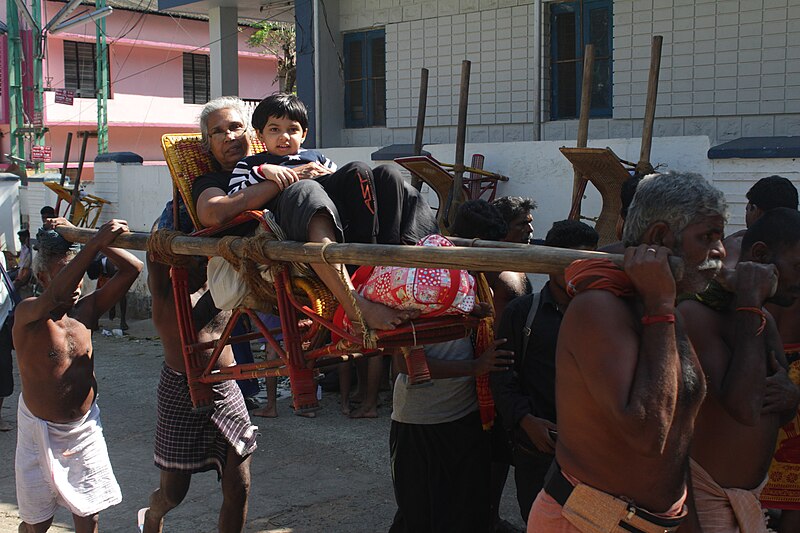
xmin=31 ymin=145 xmax=53 ymax=162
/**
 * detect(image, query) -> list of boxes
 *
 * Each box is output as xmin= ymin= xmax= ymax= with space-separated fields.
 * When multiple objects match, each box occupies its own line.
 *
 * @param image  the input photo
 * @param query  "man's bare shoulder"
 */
xmin=562 ymin=290 xmax=637 ymax=351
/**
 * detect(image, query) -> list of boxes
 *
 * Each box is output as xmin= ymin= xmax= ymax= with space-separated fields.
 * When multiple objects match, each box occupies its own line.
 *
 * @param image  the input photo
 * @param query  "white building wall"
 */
xmin=336 ymin=0 xmax=800 ymax=147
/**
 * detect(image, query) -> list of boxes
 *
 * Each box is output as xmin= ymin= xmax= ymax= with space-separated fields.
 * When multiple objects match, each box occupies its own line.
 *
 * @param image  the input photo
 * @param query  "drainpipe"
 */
xmin=533 ymin=0 xmax=542 ymax=141
xmin=313 ymin=0 xmax=321 ymax=147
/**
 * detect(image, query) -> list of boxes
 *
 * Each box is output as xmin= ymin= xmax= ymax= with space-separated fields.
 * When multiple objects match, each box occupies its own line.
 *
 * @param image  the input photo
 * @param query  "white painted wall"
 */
xmin=711 ymin=157 xmax=800 ymax=232
xmin=0 ymin=176 xmax=21 ymax=254
xmin=327 ymin=135 xmax=714 ymax=240
xmin=332 ymin=0 xmax=800 ymax=147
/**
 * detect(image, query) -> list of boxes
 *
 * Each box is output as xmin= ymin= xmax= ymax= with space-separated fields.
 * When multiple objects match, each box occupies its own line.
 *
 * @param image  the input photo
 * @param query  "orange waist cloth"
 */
xmin=527 ymin=469 xmax=686 ymax=532
xmin=565 ymin=259 xmax=636 ymax=299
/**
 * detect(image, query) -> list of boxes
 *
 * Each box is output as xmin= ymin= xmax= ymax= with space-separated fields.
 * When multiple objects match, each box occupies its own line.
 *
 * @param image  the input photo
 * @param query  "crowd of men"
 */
xmin=5 ymin=92 xmax=800 ymax=533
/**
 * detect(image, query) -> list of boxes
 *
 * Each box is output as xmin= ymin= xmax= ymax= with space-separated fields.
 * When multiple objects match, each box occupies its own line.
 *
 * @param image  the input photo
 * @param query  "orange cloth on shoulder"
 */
xmin=565 ymin=258 xmax=636 ymax=298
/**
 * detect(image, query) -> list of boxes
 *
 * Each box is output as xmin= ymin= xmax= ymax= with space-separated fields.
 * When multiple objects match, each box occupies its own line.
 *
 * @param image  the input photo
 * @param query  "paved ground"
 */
xmin=0 ymin=318 xmax=527 ymax=532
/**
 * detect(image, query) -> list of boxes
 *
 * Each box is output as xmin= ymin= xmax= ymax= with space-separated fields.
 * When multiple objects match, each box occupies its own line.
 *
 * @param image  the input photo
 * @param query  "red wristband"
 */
xmin=641 ymin=314 xmax=676 ymax=325
xmin=736 ymin=306 xmax=767 ymax=336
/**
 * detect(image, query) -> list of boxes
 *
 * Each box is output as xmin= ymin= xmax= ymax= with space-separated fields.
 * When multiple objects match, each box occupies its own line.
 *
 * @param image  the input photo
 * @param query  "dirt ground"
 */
xmin=0 ymin=317 xmax=527 ymax=532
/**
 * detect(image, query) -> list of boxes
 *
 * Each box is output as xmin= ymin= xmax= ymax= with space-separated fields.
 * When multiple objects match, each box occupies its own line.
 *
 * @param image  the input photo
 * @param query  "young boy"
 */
xmin=14 ymin=218 xmax=142 ymax=532
xmin=228 ymin=92 xmax=437 ymax=247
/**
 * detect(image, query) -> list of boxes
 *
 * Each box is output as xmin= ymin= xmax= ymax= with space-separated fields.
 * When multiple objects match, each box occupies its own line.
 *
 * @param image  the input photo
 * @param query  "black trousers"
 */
xmin=389 ymin=411 xmax=491 ymax=533
xmin=273 ymin=162 xmax=438 ymax=245
xmin=0 ymin=321 xmax=13 ymax=398
xmin=512 ymin=442 xmax=554 ymax=523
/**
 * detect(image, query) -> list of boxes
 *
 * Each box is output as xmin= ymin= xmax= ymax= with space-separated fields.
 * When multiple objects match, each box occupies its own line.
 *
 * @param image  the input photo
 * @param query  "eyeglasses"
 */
xmin=209 ymin=126 xmax=247 ymax=141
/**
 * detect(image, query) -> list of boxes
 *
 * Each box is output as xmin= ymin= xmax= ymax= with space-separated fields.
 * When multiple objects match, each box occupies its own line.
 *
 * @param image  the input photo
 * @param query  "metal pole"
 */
xmin=95 ymin=0 xmax=109 ymax=154
xmin=6 ymin=0 xmax=25 ymax=166
xmin=32 ymin=0 xmax=44 ymax=172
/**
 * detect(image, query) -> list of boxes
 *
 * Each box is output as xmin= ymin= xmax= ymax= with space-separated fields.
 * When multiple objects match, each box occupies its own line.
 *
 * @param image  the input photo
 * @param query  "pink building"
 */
xmin=0 ymin=0 xmax=279 ymax=179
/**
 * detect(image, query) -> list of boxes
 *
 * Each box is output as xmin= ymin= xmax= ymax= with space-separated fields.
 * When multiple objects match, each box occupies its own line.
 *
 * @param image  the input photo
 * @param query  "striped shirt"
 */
xmin=228 ymin=149 xmax=337 ymax=195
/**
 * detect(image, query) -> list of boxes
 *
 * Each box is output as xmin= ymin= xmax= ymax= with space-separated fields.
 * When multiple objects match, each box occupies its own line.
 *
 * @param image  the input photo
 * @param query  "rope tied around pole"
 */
xmin=216 ymin=233 xmax=279 ymax=306
xmin=147 ymin=229 xmax=193 ymax=267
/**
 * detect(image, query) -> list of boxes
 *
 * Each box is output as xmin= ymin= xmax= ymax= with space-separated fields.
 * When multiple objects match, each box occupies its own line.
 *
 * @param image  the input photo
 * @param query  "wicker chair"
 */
xmin=160 ymin=134 xmax=486 ymax=412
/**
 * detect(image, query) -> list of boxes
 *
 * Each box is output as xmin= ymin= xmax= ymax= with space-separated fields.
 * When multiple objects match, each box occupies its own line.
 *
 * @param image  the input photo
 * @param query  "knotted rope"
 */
xmin=147 ymin=229 xmax=193 ymax=267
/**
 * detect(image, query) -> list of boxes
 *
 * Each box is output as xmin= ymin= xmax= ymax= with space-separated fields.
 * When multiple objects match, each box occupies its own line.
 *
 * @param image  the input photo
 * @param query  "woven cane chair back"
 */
xmin=559 ymin=147 xmax=632 ymax=246
xmin=161 ymin=133 xmax=266 ymax=230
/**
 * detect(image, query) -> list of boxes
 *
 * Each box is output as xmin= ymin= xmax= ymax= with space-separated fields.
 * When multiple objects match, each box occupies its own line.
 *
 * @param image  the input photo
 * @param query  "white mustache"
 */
xmin=697 ymin=259 xmax=723 ymax=272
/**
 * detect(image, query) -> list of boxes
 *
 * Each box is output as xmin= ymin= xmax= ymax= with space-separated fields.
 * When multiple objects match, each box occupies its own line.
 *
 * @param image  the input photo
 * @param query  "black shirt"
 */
xmin=490 ymin=282 xmax=564 ymax=435
xmin=191 ymin=170 xmax=230 ymax=207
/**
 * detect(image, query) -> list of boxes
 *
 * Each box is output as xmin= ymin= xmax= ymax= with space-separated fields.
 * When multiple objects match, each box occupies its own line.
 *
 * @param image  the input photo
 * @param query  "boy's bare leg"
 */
xmin=19 ymin=518 xmax=53 ymax=533
xmin=338 ymin=361 xmax=352 ymax=415
xmin=143 ymin=471 xmax=191 ymax=533
xmin=350 ymin=356 xmax=381 ymax=418
xmin=72 ymin=513 xmax=98 ymax=533
xmin=306 ymin=214 xmax=417 ymax=332
xmin=251 ymin=345 xmax=279 ymax=418
xmin=219 ymin=448 xmax=251 ymax=533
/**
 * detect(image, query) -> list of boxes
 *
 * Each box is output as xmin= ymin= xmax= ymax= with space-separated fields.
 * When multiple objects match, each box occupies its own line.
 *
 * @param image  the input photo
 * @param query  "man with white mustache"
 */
xmin=679 ymin=207 xmax=800 ymax=532
xmin=528 ymin=172 xmax=726 ymax=532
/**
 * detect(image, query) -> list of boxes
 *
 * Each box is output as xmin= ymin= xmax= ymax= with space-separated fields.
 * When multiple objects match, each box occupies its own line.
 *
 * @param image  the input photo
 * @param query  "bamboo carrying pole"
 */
xmin=56 ymin=226 xmax=684 ymax=279
xmin=636 ymin=35 xmax=663 ymax=177
xmin=568 ymin=44 xmax=595 ymax=221
xmin=411 ymin=68 xmax=429 ymax=191
xmin=442 ymin=60 xmax=471 ymax=228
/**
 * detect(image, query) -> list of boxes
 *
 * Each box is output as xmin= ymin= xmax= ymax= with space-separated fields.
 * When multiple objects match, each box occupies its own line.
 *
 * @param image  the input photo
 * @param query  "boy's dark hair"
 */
xmin=544 ymin=220 xmax=599 ymax=249
xmin=451 ymin=199 xmax=508 ymax=241
xmin=742 ymin=208 xmax=800 ymax=256
xmin=491 ymin=196 xmax=537 ymax=224
xmin=746 ymin=175 xmax=798 ymax=211
xmin=620 ymin=176 xmax=642 ymax=219
xmin=40 ymin=205 xmax=56 ymax=217
xmin=251 ymin=93 xmax=309 ymax=133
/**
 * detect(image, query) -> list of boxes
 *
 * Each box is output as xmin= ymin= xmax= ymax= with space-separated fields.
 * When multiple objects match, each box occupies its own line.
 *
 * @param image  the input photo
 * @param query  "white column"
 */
xmin=209 ymin=6 xmax=239 ymax=98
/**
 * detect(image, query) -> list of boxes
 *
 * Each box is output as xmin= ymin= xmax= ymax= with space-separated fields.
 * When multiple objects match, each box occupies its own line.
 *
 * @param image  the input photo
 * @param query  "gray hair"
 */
xmin=198 ymin=96 xmax=250 ymax=152
xmin=622 ymin=171 xmax=728 ymax=247
xmin=33 ymin=248 xmax=77 ymax=279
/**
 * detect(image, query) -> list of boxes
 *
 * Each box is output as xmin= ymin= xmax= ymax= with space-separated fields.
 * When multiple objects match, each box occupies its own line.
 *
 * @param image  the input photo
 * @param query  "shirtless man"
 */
xmin=13 ymin=218 xmax=142 ymax=533
xmin=140 ymin=225 xmax=257 ymax=532
xmin=722 ymin=175 xmax=798 ymax=269
xmin=680 ymin=207 xmax=800 ymax=532
xmin=529 ymin=172 xmax=726 ymax=531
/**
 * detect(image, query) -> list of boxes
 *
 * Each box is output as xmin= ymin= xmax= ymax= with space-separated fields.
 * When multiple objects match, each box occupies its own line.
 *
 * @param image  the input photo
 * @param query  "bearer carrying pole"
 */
xmin=636 ymin=35 xmax=663 ymax=177
xmin=441 ymin=60 xmax=471 ymax=228
xmin=568 ymin=44 xmax=595 ymax=221
xmin=411 ymin=67 xmax=429 ymax=191
xmin=55 ymin=225 xmax=684 ymax=279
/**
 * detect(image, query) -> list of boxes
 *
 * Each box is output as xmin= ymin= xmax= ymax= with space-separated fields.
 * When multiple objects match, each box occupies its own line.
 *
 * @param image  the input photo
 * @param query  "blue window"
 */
xmin=550 ymin=0 xmax=613 ymax=120
xmin=343 ymin=29 xmax=386 ymax=128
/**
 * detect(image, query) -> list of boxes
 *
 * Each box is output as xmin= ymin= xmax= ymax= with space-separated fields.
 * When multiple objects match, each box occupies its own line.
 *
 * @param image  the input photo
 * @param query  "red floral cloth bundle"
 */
xmin=359 ymin=234 xmax=476 ymax=317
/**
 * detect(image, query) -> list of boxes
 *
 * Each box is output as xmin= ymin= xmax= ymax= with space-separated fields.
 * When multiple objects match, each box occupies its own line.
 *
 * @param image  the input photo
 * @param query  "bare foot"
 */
xmin=250 ymin=404 xmax=278 ymax=418
xmin=349 ymin=404 xmax=378 ymax=418
xmin=294 ymin=410 xmax=317 ymax=418
xmin=355 ymin=297 xmax=419 ymax=331
xmin=340 ymin=397 xmax=351 ymax=416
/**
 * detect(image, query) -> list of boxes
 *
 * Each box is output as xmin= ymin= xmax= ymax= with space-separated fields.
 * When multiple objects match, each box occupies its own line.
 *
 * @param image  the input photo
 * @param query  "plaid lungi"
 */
xmin=154 ymin=365 xmax=258 ymax=477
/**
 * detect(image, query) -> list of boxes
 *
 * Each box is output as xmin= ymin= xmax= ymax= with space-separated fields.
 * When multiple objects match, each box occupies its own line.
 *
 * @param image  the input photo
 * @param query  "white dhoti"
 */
xmin=690 ymin=458 xmax=770 ymax=533
xmin=15 ymin=394 xmax=122 ymax=524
